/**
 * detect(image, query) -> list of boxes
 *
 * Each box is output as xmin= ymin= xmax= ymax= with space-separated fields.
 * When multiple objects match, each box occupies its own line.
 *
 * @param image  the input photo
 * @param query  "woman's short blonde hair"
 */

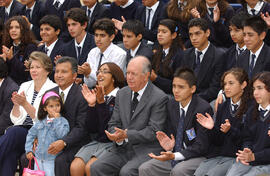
xmin=28 ymin=51 xmax=53 ymax=74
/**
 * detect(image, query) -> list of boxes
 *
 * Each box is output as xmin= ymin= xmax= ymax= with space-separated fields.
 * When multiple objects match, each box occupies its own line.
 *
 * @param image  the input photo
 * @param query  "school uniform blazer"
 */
xmin=201 ymin=6 xmax=235 ymax=48
xmin=51 ymin=84 xmax=90 ymax=148
xmin=0 ymin=77 xmax=18 ymax=135
xmin=43 ymin=0 xmax=81 ymax=42
xmin=135 ymin=1 xmax=166 ymax=42
xmin=108 ymin=81 xmax=168 ymax=156
xmin=81 ymin=3 xmax=110 ymax=34
xmin=153 ymin=48 xmax=184 ymax=94
xmin=10 ymin=78 xmax=57 ymax=125
xmin=0 ymin=0 xmax=24 ymax=20
xmin=38 ymin=39 xmax=65 ymax=66
xmin=62 ymin=33 xmax=95 ymax=65
xmin=182 ymin=43 xmax=225 ymax=102
xmin=236 ymin=44 xmax=270 ymax=78
xmin=126 ymin=42 xmax=154 ymax=64
xmin=22 ymin=0 xmax=44 ymax=41
xmin=224 ymin=44 xmax=246 ymax=71
xmin=166 ymin=95 xmax=213 ymax=160
xmin=6 ymin=43 xmax=37 ymax=85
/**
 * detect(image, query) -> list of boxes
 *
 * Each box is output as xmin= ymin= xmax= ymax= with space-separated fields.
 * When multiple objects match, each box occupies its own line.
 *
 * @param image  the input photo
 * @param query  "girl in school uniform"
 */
xmin=194 ymin=68 xmax=252 ymax=176
xmin=226 ymin=71 xmax=270 ymax=176
xmin=2 ymin=16 xmax=37 ymax=85
xmin=150 ymin=19 xmax=185 ymax=94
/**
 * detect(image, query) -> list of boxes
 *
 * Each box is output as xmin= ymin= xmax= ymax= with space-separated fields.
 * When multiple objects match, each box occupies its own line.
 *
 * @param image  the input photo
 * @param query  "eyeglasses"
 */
xmin=96 ymin=70 xmax=111 ymax=75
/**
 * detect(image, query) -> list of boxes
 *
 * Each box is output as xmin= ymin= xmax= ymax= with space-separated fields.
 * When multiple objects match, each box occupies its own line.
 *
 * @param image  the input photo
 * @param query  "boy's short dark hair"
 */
xmin=230 ymin=12 xmax=250 ymax=29
xmin=93 ymin=18 xmax=115 ymax=36
xmin=0 ymin=57 xmax=8 ymax=78
xmin=174 ymin=67 xmax=197 ymax=87
xmin=40 ymin=15 xmax=62 ymax=32
xmin=64 ymin=8 xmax=88 ymax=26
xmin=243 ymin=16 xmax=268 ymax=35
xmin=188 ymin=18 xmax=209 ymax=32
xmin=122 ymin=20 xmax=144 ymax=37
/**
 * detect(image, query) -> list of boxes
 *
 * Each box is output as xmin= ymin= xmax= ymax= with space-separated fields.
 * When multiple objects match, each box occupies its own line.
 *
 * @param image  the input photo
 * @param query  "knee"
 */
xmin=89 ymin=159 xmax=101 ymax=175
xmin=171 ymin=166 xmax=187 ymax=176
xmin=138 ymin=162 xmax=151 ymax=175
xmin=70 ymin=158 xmax=85 ymax=173
xmin=119 ymin=166 xmax=132 ymax=176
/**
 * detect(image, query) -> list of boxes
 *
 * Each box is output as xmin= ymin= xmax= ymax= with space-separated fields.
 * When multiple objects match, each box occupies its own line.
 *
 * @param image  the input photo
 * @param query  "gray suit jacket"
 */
xmin=108 ymin=81 xmax=168 ymax=156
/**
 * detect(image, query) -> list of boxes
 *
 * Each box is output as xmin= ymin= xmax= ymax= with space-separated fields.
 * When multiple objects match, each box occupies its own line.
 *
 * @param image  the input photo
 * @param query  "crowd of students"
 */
xmin=0 ymin=0 xmax=270 ymax=176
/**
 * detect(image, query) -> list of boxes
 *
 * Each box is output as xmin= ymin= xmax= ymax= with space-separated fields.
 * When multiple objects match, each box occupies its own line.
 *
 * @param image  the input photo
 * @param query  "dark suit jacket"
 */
xmin=108 ymin=81 xmax=168 ymax=157
xmin=126 ymin=42 xmax=153 ymax=65
xmin=82 ymin=3 xmax=110 ymax=34
xmin=0 ymin=0 xmax=23 ymax=22
xmin=153 ymin=48 xmax=184 ymax=94
xmin=236 ymin=44 xmax=270 ymax=78
xmin=166 ymin=95 xmax=213 ymax=160
xmin=62 ymin=33 xmax=95 ymax=65
xmin=43 ymin=0 xmax=81 ymax=42
xmin=22 ymin=0 xmax=44 ymax=40
xmin=224 ymin=44 xmax=243 ymax=71
xmin=51 ymin=84 xmax=89 ymax=148
xmin=6 ymin=43 xmax=37 ymax=85
xmin=182 ymin=43 xmax=225 ymax=102
xmin=135 ymin=1 xmax=166 ymax=42
xmin=0 ymin=77 xmax=18 ymax=135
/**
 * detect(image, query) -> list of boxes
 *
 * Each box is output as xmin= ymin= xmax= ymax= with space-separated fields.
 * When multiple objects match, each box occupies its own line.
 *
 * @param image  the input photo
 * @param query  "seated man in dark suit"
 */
xmin=0 ymin=0 xmax=23 ymax=23
xmin=139 ymin=68 xmax=213 ymax=176
xmin=90 ymin=56 xmax=168 ymax=176
xmin=63 ymin=8 xmax=95 ymax=84
xmin=236 ymin=15 xmax=270 ymax=78
xmin=21 ymin=0 xmax=44 ymax=41
xmin=182 ymin=18 xmax=225 ymax=103
xmin=48 ymin=57 xmax=89 ymax=176
xmin=81 ymin=0 xmax=110 ymax=34
xmin=43 ymin=0 xmax=82 ymax=42
xmin=38 ymin=15 xmax=65 ymax=80
xmin=122 ymin=19 xmax=153 ymax=65
xmin=0 ymin=58 xmax=18 ymax=135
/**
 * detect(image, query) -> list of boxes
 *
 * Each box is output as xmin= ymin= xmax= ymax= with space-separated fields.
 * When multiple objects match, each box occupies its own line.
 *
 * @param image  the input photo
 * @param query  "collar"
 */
xmin=54 ymin=0 xmax=65 ymax=5
xmin=179 ymin=98 xmax=191 ymax=114
xmin=206 ymin=3 xmax=218 ymax=14
xmin=258 ymin=104 xmax=270 ymax=117
xmin=59 ymin=83 xmax=73 ymax=101
xmin=250 ymin=42 xmax=264 ymax=58
xmin=146 ymin=1 xmax=159 ymax=12
xmin=87 ymin=2 xmax=97 ymax=11
xmin=195 ymin=42 xmax=210 ymax=55
xmin=13 ymin=41 xmax=21 ymax=46
xmin=26 ymin=1 xmax=36 ymax=11
xmin=163 ymin=47 xmax=170 ymax=56
xmin=247 ymin=1 xmax=264 ymax=15
xmin=107 ymin=87 xmax=119 ymax=97
xmin=236 ymin=44 xmax=246 ymax=51
xmin=230 ymin=98 xmax=240 ymax=106
xmin=75 ymin=32 xmax=87 ymax=47
xmin=132 ymin=82 xmax=148 ymax=101
xmin=45 ymin=39 xmax=58 ymax=52
xmin=46 ymin=116 xmax=55 ymax=123
xmin=130 ymin=42 xmax=141 ymax=57
xmin=101 ymin=43 xmax=114 ymax=60
xmin=5 ymin=0 xmax=13 ymax=14
xmin=120 ymin=0 xmax=134 ymax=8
xmin=0 ymin=78 xmax=4 ymax=87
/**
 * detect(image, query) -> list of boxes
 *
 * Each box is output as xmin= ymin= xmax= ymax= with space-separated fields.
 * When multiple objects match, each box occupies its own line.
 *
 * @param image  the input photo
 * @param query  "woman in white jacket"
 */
xmin=0 ymin=51 xmax=57 ymax=176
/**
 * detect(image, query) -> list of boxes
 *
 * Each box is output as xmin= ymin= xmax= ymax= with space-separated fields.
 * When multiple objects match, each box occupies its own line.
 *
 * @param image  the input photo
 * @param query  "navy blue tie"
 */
xmin=146 ymin=8 xmax=152 ymax=30
xmin=4 ymin=11 xmax=8 ymax=22
xmin=259 ymin=109 xmax=267 ymax=118
xmin=209 ymin=8 xmax=214 ymax=19
xmin=131 ymin=92 xmax=139 ymax=117
xmin=25 ymin=9 xmax=31 ymax=20
xmin=171 ymin=108 xmax=185 ymax=167
xmin=248 ymin=54 xmax=256 ymax=78
xmin=232 ymin=104 xmax=238 ymax=114
xmin=97 ymin=53 xmax=103 ymax=69
xmin=194 ymin=51 xmax=202 ymax=75
xmin=77 ymin=46 xmax=81 ymax=60
xmin=251 ymin=9 xmax=256 ymax=16
xmin=54 ymin=0 xmax=60 ymax=9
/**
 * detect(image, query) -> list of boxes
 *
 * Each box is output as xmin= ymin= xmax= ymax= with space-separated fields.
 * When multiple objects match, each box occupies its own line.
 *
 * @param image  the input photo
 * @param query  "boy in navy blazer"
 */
xmin=21 ymin=0 xmax=44 ymax=41
xmin=122 ymin=19 xmax=153 ymax=64
xmin=43 ymin=0 xmax=81 ymax=42
xmin=81 ymin=0 xmax=110 ymax=34
xmin=0 ymin=0 xmax=23 ymax=22
xmin=236 ymin=16 xmax=270 ymax=78
xmin=139 ymin=68 xmax=213 ymax=176
xmin=63 ymin=8 xmax=95 ymax=84
xmin=182 ymin=18 xmax=225 ymax=102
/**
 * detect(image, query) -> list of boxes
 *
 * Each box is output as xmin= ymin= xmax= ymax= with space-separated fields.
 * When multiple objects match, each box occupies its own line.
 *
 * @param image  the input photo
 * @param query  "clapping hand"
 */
xmin=96 ymin=85 xmax=105 ymax=104
xmin=236 ymin=148 xmax=255 ymax=165
xmin=105 ymin=127 xmax=127 ymax=143
xmin=11 ymin=91 xmax=27 ymax=106
xmin=196 ymin=113 xmax=214 ymax=130
xmin=156 ymin=131 xmax=175 ymax=151
xmin=112 ymin=16 xmax=126 ymax=31
xmin=220 ymin=119 xmax=231 ymax=133
xmin=190 ymin=7 xmax=201 ymax=18
xmin=81 ymin=84 xmax=96 ymax=107
xmin=78 ymin=62 xmax=91 ymax=77
xmin=148 ymin=151 xmax=175 ymax=161
xmin=2 ymin=45 xmax=13 ymax=60
xmin=213 ymin=6 xmax=220 ymax=22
